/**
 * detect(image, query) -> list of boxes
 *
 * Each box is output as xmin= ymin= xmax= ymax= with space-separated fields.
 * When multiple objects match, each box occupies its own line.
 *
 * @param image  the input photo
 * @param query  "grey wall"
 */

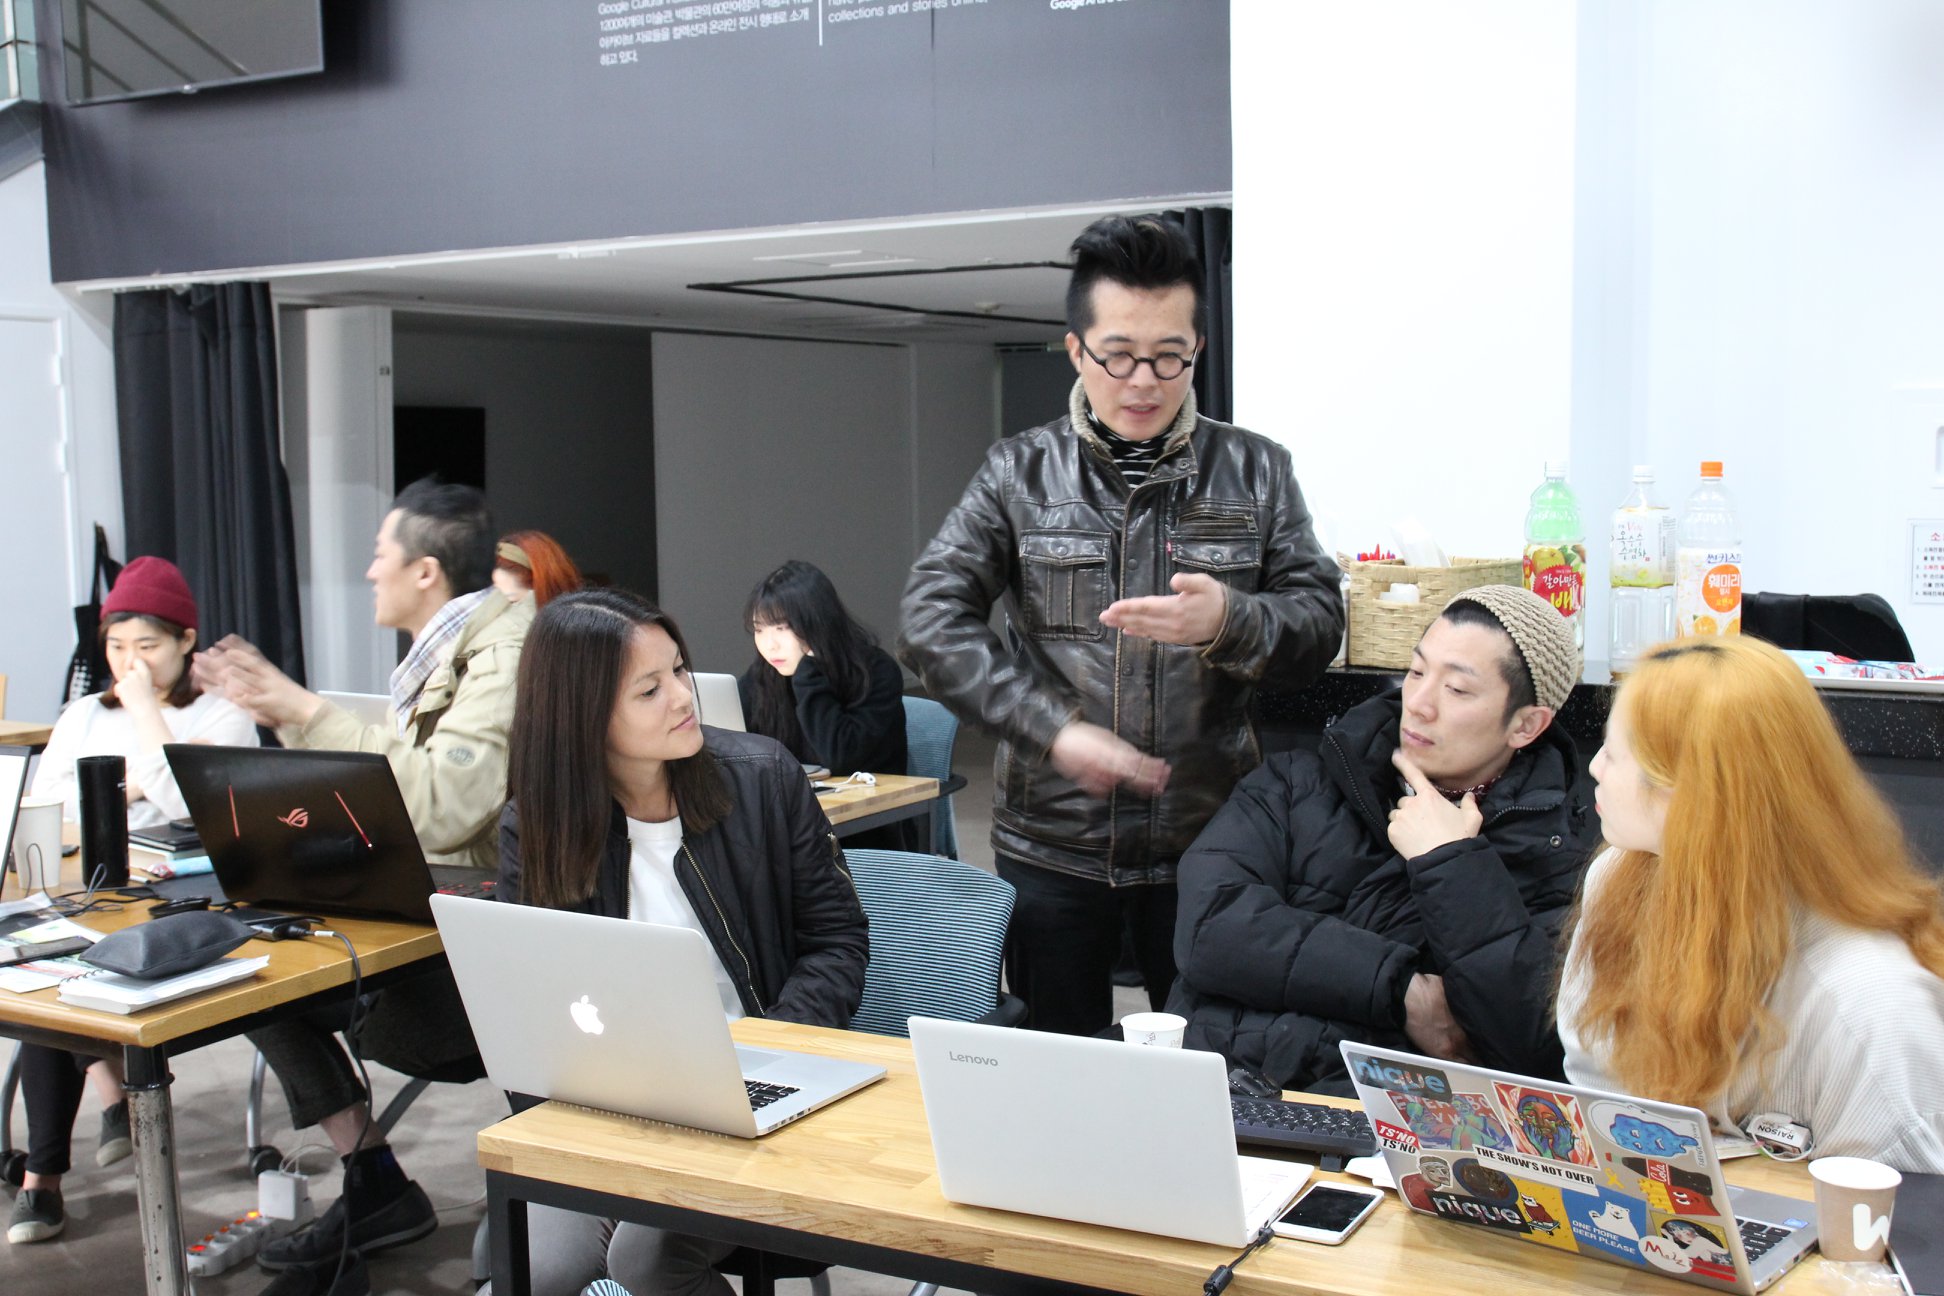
xmin=1001 ymin=347 xmax=1078 ymax=436
xmin=390 ymin=315 xmax=658 ymax=599
xmin=39 ymin=0 xmax=1232 ymax=281
xmin=652 ymin=332 xmax=994 ymax=676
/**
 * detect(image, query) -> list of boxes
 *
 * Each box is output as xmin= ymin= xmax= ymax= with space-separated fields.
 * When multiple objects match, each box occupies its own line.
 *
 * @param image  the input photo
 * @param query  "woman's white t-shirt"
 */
xmin=625 ymin=815 xmax=744 ymax=1021
xmin=32 ymin=690 xmax=261 ymax=830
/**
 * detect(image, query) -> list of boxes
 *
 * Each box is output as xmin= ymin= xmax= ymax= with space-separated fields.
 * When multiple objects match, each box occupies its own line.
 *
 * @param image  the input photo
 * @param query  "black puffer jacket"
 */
xmin=899 ymin=382 xmax=1343 ymax=884
xmin=1168 ymin=692 xmax=1596 ymax=1092
xmin=496 ymin=727 xmax=868 ymax=1029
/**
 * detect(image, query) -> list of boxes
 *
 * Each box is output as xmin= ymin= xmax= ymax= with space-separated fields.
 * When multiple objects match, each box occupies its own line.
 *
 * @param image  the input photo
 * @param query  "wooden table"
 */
xmin=815 ymin=773 xmax=942 ymax=842
xmin=479 ymin=1020 xmax=1875 ymax=1296
xmin=0 ymin=891 xmax=443 ymax=1296
xmin=0 ymin=719 xmax=54 ymax=750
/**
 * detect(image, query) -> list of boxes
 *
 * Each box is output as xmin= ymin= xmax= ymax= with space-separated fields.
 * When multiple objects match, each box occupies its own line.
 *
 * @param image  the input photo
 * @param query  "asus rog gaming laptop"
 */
xmin=164 ymin=744 xmax=487 ymax=924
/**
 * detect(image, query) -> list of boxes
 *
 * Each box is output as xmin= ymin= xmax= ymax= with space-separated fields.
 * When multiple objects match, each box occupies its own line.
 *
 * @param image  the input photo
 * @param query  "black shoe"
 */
xmin=7 ymin=1188 xmax=65 ymax=1244
xmin=257 ymin=1182 xmax=435 ymax=1271
xmin=97 ymin=1101 xmax=133 ymax=1168
xmin=258 ymin=1251 xmax=371 ymax=1296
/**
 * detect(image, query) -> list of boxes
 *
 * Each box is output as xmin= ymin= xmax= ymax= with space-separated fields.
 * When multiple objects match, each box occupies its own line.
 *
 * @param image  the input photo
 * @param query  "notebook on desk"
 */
xmin=909 ymin=1017 xmax=1312 ymax=1247
xmin=433 ymin=894 xmax=885 ymax=1137
xmin=164 ymin=745 xmax=493 ymax=924
xmin=1339 ymin=1042 xmax=1817 ymax=1294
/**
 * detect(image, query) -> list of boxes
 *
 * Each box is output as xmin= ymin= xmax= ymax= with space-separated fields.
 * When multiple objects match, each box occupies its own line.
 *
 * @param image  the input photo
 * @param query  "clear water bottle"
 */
xmin=1675 ymin=461 xmax=1743 ymax=638
xmin=1523 ymin=461 xmax=1586 ymax=651
xmin=1609 ymin=466 xmax=1676 ymax=673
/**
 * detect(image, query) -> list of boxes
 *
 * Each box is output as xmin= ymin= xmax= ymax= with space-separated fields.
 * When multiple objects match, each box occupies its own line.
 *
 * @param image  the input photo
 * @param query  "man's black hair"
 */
xmin=390 ymin=477 xmax=495 ymax=596
xmin=1436 ymin=600 xmax=1537 ymax=721
xmin=1065 ymin=215 xmax=1207 ymax=339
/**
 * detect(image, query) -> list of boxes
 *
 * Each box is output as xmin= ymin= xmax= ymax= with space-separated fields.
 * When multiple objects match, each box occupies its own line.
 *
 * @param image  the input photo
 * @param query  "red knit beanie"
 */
xmin=103 ymin=557 xmax=199 ymax=633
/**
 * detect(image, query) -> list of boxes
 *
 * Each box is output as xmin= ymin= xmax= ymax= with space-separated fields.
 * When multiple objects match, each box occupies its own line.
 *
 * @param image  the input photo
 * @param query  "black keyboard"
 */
xmin=436 ymin=877 xmax=496 ymax=899
xmin=1736 ymin=1218 xmax=1797 ymax=1263
xmin=744 ymin=1080 xmax=802 ymax=1111
xmin=1230 ymin=1095 xmax=1378 ymax=1160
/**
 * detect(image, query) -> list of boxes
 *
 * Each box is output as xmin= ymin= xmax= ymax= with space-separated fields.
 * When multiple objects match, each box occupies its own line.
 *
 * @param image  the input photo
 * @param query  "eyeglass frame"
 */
xmin=1075 ymin=337 xmax=1201 ymax=382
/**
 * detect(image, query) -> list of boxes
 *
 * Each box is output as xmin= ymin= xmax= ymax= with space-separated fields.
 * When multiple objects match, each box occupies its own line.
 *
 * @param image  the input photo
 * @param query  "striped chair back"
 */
xmin=844 ymin=849 xmax=1014 ymax=1038
xmin=900 ymin=696 xmax=960 ymax=859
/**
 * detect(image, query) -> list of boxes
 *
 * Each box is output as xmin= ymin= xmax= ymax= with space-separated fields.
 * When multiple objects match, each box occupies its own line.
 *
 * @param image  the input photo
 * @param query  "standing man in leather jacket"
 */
xmin=899 ymin=215 xmax=1343 ymax=1036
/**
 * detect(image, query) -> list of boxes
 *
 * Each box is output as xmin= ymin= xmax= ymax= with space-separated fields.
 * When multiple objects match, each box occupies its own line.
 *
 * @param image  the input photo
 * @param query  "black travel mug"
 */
xmin=77 ymin=754 xmax=130 ymax=889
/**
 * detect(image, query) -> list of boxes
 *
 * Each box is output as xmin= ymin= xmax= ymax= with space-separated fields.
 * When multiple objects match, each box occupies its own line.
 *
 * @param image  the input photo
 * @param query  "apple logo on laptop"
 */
xmin=570 ymin=995 xmax=605 ymax=1035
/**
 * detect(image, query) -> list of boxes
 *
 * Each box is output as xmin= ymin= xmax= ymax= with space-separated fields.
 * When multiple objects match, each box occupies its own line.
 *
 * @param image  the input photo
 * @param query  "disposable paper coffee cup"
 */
xmin=1120 ymin=1011 xmax=1186 ymax=1048
xmin=1809 ymin=1156 xmax=1900 ymax=1262
xmin=11 ymin=796 xmax=64 ymax=893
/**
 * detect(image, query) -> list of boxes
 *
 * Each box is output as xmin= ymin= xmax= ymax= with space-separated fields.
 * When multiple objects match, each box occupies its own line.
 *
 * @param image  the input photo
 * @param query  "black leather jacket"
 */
xmin=899 ymin=384 xmax=1343 ymax=884
xmin=496 ymin=727 xmax=868 ymax=1028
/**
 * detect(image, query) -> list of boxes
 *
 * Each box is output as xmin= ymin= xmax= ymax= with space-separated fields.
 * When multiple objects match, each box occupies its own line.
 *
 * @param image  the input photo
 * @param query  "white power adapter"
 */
xmin=258 ymin=1169 xmax=315 ymax=1226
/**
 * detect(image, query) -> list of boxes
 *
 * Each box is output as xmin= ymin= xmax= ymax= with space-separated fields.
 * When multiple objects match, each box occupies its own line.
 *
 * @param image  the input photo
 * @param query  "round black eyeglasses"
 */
xmin=1077 ymin=339 xmax=1198 ymax=381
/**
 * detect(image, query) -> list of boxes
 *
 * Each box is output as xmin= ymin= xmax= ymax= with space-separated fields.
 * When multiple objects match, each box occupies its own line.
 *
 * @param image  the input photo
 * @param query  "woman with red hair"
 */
xmin=491 ymin=530 xmax=584 ymax=607
xmin=1559 ymin=635 xmax=1944 ymax=1171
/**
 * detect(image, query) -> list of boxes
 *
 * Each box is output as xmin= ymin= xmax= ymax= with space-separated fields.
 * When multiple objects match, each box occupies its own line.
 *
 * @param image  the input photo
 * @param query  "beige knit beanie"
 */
xmin=1441 ymin=585 xmax=1581 ymax=712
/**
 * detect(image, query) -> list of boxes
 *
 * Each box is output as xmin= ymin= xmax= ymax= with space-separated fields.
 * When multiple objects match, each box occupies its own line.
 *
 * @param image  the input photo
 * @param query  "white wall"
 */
xmin=1234 ymin=1 xmax=1944 ymax=665
xmin=0 ymin=161 xmax=118 ymax=718
xmin=1231 ymin=0 xmax=1579 ymax=565
xmin=1609 ymin=0 xmax=1944 ymax=662
xmin=654 ymin=334 xmax=995 ymax=675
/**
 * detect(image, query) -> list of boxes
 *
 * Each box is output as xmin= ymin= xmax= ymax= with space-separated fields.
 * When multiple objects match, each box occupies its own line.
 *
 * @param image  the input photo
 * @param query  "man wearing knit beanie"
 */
xmin=1169 ymin=586 xmax=1599 ymax=1093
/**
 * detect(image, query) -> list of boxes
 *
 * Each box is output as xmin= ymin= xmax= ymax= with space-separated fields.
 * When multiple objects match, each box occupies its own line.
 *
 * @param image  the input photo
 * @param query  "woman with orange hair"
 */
xmin=1558 ymin=636 xmax=1944 ymax=1171
xmin=492 ymin=530 xmax=583 ymax=607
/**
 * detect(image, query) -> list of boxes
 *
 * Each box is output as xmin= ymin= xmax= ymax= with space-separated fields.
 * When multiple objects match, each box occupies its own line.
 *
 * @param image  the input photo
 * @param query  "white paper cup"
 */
xmin=1809 ymin=1156 xmax=1901 ymax=1262
xmin=1120 ymin=1011 xmax=1186 ymax=1048
xmin=11 ymin=796 xmax=65 ymax=893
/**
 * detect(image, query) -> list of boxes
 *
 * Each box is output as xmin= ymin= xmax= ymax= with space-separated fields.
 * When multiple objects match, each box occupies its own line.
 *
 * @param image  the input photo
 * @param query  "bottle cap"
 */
xmin=1632 ymin=464 xmax=1655 ymax=480
xmin=1700 ymin=460 xmax=1723 ymax=477
xmin=1544 ymin=459 xmax=1568 ymax=478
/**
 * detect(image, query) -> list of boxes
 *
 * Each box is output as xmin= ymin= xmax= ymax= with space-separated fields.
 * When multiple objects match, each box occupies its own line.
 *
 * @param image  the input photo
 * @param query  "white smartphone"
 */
xmin=1270 ymin=1182 xmax=1384 ymax=1244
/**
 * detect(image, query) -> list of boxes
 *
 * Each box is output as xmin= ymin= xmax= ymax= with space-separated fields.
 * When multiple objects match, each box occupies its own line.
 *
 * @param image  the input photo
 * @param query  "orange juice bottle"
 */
xmin=1675 ymin=461 xmax=1742 ymax=638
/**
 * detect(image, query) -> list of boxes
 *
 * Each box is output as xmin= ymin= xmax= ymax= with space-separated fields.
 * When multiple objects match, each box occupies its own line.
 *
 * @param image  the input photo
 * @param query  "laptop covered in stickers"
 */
xmin=1339 ymin=1043 xmax=1818 ymax=1293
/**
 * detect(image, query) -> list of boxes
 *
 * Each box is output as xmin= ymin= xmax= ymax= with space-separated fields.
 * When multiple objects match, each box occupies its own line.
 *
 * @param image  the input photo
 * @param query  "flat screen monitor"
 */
xmin=60 ymin=0 xmax=323 ymax=107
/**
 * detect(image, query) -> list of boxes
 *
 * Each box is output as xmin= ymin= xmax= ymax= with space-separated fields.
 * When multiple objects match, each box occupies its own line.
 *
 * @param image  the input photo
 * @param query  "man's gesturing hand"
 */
xmin=1049 ymin=722 xmax=1171 ymax=800
xmin=1099 ymin=572 xmax=1226 ymax=646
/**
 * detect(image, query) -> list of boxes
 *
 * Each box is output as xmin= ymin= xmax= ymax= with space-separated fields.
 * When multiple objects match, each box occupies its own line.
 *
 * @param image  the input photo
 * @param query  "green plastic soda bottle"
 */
xmin=1522 ymin=461 xmax=1587 ymax=651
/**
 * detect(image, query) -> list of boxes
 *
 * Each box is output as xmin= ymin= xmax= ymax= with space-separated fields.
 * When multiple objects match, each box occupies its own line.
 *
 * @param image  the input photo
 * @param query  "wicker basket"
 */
xmin=1339 ymin=555 xmax=1524 ymax=669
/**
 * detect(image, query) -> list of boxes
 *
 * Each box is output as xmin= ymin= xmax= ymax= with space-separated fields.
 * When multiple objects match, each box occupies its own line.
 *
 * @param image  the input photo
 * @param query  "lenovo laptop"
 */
xmin=432 ymin=894 xmax=885 ymax=1137
xmin=1340 ymin=1042 xmax=1817 ymax=1293
xmin=909 ymin=1018 xmax=1312 ymax=1247
xmin=164 ymin=744 xmax=488 ymax=924
xmin=690 ymin=673 xmax=746 ymax=732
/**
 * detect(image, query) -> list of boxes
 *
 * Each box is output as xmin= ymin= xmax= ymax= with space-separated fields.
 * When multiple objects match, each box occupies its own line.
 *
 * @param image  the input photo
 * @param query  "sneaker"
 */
xmin=7 ymin=1189 xmax=65 ymax=1244
xmin=256 ymin=1181 xmax=435 ymax=1271
xmin=258 ymin=1251 xmax=371 ymax=1296
xmin=97 ymin=1101 xmax=133 ymax=1168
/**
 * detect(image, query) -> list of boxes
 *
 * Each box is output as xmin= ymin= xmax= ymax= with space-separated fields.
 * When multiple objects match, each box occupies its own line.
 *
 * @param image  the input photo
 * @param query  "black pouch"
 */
xmin=81 ymin=911 xmax=255 ymax=979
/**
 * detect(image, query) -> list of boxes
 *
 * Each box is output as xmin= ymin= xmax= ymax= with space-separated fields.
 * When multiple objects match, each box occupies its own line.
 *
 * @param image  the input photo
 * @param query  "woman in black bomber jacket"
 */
xmin=495 ymin=588 xmax=868 ymax=1296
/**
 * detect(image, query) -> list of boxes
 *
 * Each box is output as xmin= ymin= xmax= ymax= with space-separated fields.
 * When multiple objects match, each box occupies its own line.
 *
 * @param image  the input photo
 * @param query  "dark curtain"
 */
xmin=1163 ymin=206 xmax=1233 ymax=423
xmin=113 ymin=284 xmax=306 ymax=683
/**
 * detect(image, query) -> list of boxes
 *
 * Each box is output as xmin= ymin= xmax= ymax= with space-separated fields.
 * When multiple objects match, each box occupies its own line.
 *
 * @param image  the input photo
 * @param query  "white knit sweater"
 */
xmin=33 ymin=691 xmax=260 ymax=829
xmin=1558 ymin=849 xmax=1944 ymax=1172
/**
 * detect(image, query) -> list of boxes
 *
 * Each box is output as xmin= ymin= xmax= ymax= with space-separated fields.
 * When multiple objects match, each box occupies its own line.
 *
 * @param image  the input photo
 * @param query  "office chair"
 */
xmin=900 ymin=697 xmax=962 ymax=860
xmin=718 ymin=849 xmax=1022 ymax=1296
xmin=1742 ymin=591 xmax=1916 ymax=663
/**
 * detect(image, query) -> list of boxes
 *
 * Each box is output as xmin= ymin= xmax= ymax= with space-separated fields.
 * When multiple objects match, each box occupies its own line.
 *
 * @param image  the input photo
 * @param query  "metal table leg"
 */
xmin=488 ymin=1172 xmax=533 ymax=1296
xmin=123 ymin=1046 xmax=189 ymax=1296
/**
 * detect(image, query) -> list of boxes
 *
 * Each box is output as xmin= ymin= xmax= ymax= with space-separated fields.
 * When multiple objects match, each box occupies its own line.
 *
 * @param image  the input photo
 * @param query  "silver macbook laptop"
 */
xmin=432 ymin=894 xmax=884 ymax=1137
xmin=0 ymin=746 xmax=29 ymax=876
xmin=1340 ymin=1042 xmax=1817 ymax=1293
xmin=909 ymin=1018 xmax=1312 ymax=1247
xmin=690 ymin=673 xmax=746 ymax=732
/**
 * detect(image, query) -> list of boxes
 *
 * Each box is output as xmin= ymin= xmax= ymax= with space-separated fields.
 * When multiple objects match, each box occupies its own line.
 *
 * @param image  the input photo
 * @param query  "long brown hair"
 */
xmin=1568 ymin=636 xmax=1944 ymax=1107
xmin=507 ymin=589 xmax=731 ymax=909
xmin=97 ymin=612 xmax=200 ymax=711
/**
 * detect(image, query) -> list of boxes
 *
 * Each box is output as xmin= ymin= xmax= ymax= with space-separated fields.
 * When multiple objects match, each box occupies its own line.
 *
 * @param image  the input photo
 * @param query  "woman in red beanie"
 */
xmin=10 ymin=557 xmax=259 ymax=1246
